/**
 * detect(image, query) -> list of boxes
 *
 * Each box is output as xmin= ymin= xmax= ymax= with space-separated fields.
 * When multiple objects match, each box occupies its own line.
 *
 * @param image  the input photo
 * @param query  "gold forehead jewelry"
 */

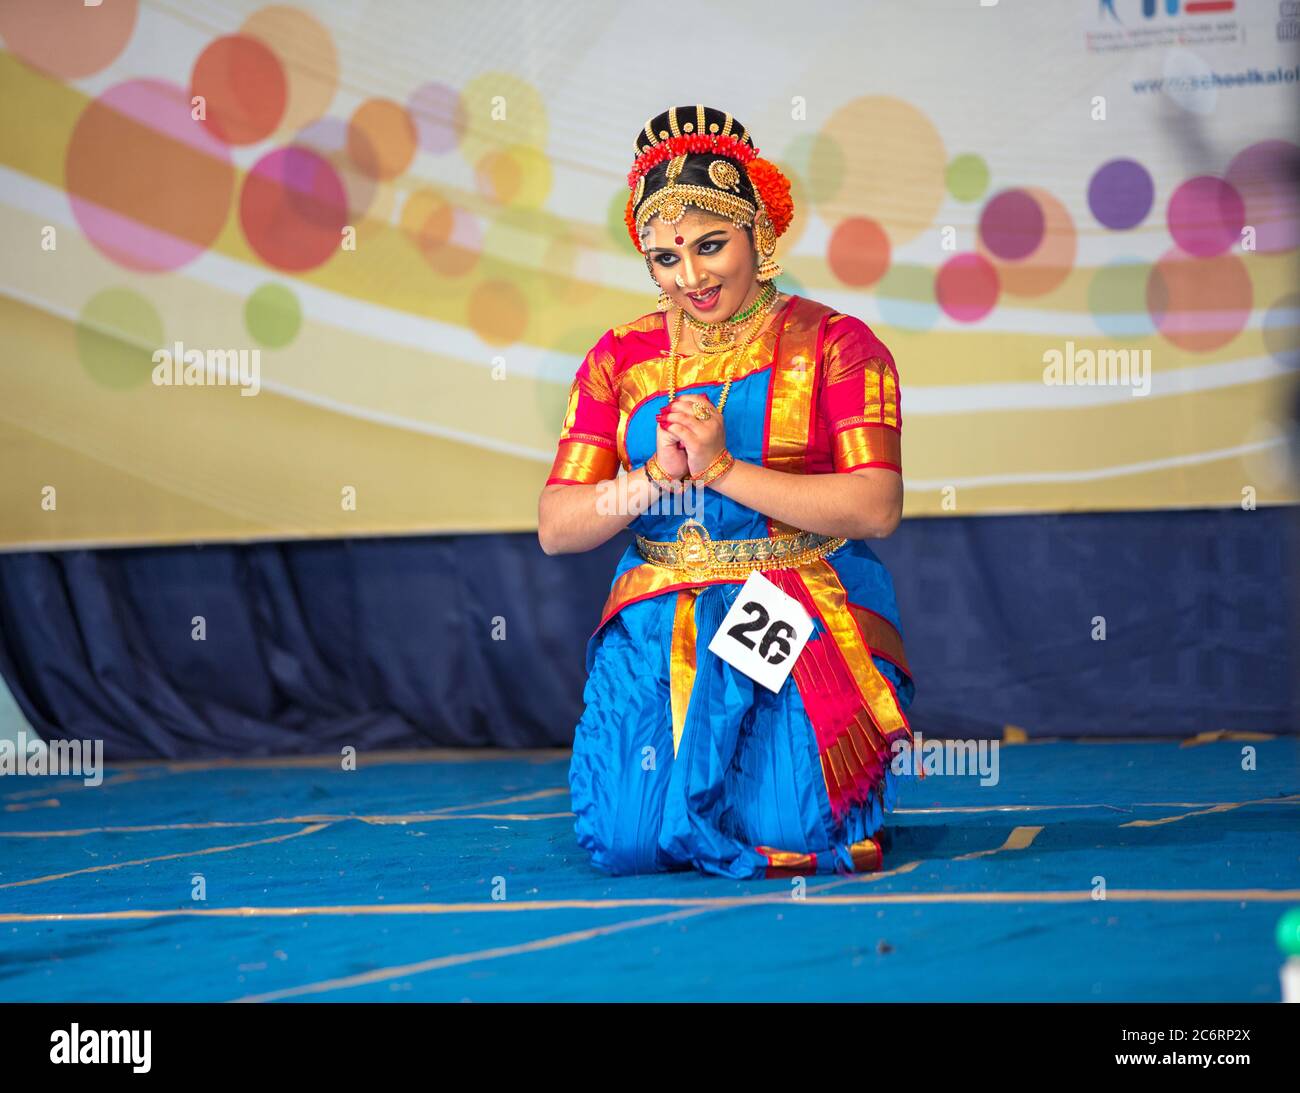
xmin=635 ymin=183 xmax=755 ymax=235
xmin=707 ymin=160 xmax=741 ymax=191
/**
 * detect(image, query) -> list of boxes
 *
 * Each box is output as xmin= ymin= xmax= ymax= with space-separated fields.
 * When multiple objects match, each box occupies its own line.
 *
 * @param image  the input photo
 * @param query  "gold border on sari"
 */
xmin=847 ymin=603 xmax=910 ymax=679
xmin=847 ymin=837 xmax=882 ymax=872
xmin=547 ymin=438 xmax=618 ymax=485
xmin=761 ymin=299 xmax=830 ymax=534
xmin=832 ymin=422 xmax=901 ymax=473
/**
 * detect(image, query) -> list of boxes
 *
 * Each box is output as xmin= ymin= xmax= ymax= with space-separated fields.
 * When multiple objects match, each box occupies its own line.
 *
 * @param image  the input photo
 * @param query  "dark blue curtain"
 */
xmin=0 ymin=506 xmax=1295 ymax=760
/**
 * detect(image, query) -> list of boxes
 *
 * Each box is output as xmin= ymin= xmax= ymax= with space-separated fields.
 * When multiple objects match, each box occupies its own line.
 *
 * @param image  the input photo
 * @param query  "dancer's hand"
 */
xmin=663 ymin=394 xmax=727 ymax=478
xmin=653 ymin=416 xmax=690 ymax=480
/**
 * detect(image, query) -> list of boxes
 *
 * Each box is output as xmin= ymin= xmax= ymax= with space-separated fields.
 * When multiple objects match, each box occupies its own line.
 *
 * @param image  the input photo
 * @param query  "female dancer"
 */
xmin=538 ymin=104 xmax=915 ymax=879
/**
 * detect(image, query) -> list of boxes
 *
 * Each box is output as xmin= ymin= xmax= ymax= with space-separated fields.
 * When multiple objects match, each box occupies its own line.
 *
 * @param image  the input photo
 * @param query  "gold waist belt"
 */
xmin=635 ymin=518 xmax=846 ymax=578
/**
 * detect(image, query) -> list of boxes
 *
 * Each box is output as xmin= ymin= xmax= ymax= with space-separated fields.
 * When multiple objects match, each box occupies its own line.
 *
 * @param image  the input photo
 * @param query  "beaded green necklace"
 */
xmin=682 ymin=281 xmax=778 ymax=353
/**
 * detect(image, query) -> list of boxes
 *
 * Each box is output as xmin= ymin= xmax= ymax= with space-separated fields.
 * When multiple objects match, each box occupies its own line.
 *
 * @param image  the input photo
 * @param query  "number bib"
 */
xmin=707 ymin=571 xmax=815 ymax=694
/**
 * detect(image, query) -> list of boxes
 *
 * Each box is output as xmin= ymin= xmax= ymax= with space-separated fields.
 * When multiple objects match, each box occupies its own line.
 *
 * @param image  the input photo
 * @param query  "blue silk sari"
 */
xmin=548 ymin=295 xmax=915 ymax=879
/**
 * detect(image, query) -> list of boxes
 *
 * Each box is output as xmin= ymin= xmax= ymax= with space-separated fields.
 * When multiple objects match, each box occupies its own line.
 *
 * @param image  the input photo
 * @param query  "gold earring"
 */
xmin=752 ymin=196 xmax=782 ymax=282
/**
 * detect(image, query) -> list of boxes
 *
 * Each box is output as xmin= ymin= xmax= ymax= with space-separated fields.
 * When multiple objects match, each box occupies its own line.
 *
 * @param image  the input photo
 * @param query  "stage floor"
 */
xmin=1 ymin=738 xmax=1297 ymax=1002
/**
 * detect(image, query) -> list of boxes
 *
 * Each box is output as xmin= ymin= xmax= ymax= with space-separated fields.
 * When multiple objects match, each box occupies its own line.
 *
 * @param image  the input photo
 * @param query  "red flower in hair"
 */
xmin=747 ymin=158 xmax=793 ymax=238
xmin=626 ymin=132 xmax=758 ymax=189
xmin=624 ymin=193 xmax=642 ymax=252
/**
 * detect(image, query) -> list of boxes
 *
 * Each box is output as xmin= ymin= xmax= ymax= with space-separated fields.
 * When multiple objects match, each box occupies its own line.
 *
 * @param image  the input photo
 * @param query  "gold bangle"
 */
xmin=690 ymin=449 xmax=735 ymax=487
xmin=644 ymin=454 xmax=685 ymax=491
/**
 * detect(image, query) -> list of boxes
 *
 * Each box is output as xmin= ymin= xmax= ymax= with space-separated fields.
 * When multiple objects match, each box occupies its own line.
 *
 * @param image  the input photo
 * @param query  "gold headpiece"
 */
xmin=629 ymin=104 xmax=783 ymax=281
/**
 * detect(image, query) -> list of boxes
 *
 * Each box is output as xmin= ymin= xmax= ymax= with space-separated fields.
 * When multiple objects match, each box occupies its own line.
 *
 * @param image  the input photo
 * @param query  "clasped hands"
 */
xmin=653 ymin=393 xmax=729 ymax=485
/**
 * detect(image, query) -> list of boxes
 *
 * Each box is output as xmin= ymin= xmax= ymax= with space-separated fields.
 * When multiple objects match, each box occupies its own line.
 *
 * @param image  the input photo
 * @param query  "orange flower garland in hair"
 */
xmin=746 ymin=157 xmax=794 ymax=238
xmin=624 ymin=156 xmax=794 ymax=253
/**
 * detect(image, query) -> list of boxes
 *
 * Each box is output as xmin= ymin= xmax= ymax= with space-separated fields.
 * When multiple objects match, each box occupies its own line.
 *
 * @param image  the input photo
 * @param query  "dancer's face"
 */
xmin=642 ymin=209 xmax=761 ymax=321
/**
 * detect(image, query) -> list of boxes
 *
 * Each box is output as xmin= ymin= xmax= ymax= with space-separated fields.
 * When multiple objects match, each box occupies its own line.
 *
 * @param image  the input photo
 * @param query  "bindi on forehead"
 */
xmin=644 ymin=220 xmax=734 ymax=253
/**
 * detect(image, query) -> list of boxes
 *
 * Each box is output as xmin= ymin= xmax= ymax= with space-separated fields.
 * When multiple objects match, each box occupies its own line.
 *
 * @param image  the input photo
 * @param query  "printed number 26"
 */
xmin=725 ymin=600 xmax=796 ymax=664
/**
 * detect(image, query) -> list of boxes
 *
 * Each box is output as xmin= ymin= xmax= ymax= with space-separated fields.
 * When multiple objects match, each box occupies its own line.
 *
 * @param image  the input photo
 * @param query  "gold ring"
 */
xmin=691 ymin=403 xmax=713 ymax=421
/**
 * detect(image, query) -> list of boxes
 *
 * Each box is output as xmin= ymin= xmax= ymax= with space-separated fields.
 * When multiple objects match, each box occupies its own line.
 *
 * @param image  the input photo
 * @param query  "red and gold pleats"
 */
xmin=761 ymin=297 xmax=831 ymax=536
xmin=763 ymin=562 xmax=912 ymax=824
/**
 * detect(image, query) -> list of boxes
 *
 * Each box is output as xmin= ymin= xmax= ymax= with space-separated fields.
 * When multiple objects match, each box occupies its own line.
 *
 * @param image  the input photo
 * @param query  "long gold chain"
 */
xmin=667 ymin=289 xmax=779 ymax=411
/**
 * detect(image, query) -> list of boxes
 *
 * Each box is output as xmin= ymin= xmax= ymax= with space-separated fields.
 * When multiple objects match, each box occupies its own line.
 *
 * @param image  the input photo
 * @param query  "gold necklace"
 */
xmin=667 ymin=289 xmax=779 ymax=411
xmin=682 ymin=282 xmax=778 ymax=353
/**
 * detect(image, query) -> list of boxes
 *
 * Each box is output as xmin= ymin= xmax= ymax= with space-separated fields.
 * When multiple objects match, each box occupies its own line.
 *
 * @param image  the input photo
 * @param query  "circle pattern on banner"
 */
xmin=1147 ymin=249 xmax=1252 ymax=353
xmin=240 ymin=145 xmax=348 ymax=272
xmin=475 ymin=144 xmax=551 ymax=208
xmin=67 ymin=79 xmax=235 ymax=272
xmin=1088 ymin=259 xmax=1156 ymax=339
xmin=946 ymin=154 xmax=989 ymax=203
xmin=458 ymin=73 xmax=548 ymax=166
xmin=1088 ymin=158 xmax=1155 ymax=230
xmin=76 ymin=287 xmax=163 ymax=390
xmin=1225 ymin=140 xmax=1300 ymax=255
xmin=984 ymin=187 xmax=1076 ymax=299
xmin=409 ymin=81 xmax=468 ymax=155
xmin=348 ymin=98 xmax=418 ymax=181
xmin=817 ymin=96 xmax=946 ymax=249
xmin=401 ymin=187 xmax=456 ymax=256
xmin=408 ymin=199 xmax=482 ymax=278
xmin=1167 ymin=176 xmax=1246 ymax=258
xmin=828 ymin=217 xmax=890 ymax=288
xmin=0 ymin=0 xmax=138 ymax=80
xmin=936 ymin=252 xmax=999 ymax=323
xmin=245 ymin=283 xmax=302 ymax=348
xmin=191 ymin=34 xmax=287 ymax=146
xmin=979 ymin=189 xmax=1045 ymax=261
xmin=295 ymin=116 xmax=391 ymax=240
xmin=240 ymin=5 xmax=339 ymax=137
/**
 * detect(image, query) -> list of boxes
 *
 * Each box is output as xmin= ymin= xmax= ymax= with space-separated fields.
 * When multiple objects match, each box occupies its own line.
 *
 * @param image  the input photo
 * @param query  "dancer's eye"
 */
xmin=655 ymin=239 xmax=725 ymax=266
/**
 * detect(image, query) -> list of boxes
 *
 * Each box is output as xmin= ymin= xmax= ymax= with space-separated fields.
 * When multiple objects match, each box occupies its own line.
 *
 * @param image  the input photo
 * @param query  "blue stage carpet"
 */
xmin=1 ymin=738 xmax=1297 ymax=1002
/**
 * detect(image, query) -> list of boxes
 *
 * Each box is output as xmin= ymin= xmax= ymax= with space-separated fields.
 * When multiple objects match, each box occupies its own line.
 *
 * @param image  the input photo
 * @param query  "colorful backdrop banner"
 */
xmin=1 ymin=0 xmax=1297 ymax=549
